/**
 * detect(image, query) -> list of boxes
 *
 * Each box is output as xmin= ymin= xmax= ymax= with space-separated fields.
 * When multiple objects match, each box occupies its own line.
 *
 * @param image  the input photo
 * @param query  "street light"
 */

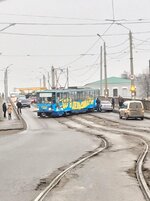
xmin=4 ymin=64 xmax=13 ymax=101
xmin=116 ymin=23 xmax=135 ymax=99
xmin=97 ymin=34 xmax=108 ymax=98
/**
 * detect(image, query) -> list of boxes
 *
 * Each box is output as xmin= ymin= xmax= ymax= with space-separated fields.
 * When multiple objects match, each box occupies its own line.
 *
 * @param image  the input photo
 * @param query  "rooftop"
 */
xmin=85 ymin=76 xmax=130 ymax=87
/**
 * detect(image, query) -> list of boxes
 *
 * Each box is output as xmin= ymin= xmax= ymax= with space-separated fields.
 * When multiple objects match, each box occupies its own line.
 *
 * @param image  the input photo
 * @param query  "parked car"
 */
xmin=100 ymin=100 xmax=113 ymax=112
xmin=29 ymin=96 xmax=37 ymax=104
xmin=20 ymin=99 xmax=31 ymax=108
xmin=119 ymin=100 xmax=144 ymax=120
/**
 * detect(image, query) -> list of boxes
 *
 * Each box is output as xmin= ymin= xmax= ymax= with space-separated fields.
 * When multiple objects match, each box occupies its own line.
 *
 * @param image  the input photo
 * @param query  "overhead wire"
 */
xmin=61 ymin=38 xmax=100 ymax=67
xmin=107 ymin=38 xmax=128 ymax=48
xmin=2 ymin=30 xmax=150 ymax=38
xmin=2 ymin=13 xmax=150 ymax=23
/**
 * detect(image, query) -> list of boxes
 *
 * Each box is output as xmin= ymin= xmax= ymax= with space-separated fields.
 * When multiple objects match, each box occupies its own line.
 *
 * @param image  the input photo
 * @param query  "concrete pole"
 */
xmin=43 ymin=74 xmax=46 ymax=88
xmin=40 ymin=78 xmax=41 ymax=88
xmin=47 ymin=72 xmax=50 ymax=90
xmin=4 ymin=68 xmax=8 ymax=101
xmin=0 ymin=96 xmax=3 ymax=120
xmin=100 ymin=46 xmax=103 ymax=96
xmin=51 ymin=66 xmax=55 ymax=89
xmin=148 ymin=60 xmax=150 ymax=97
xmin=129 ymin=31 xmax=135 ymax=99
xmin=104 ymin=42 xmax=108 ymax=99
xmin=4 ymin=64 xmax=13 ymax=101
xmin=149 ymin=60 xmax=150 ymax=77
xmin=67 ymin=67 xmax=69 ymax=89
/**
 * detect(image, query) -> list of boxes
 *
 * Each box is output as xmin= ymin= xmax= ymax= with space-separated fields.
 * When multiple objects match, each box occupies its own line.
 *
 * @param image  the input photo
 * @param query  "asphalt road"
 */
xmin=1 ymin=108 xmax=150 ymax=201
xmin=43 ymin=112 xmax=150 ymax=201
xmin=0 ymin=108 xmax=100 ymax=201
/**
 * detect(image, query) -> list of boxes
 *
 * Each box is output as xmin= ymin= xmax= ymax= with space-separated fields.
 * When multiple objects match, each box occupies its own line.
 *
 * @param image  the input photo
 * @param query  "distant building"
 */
xmin=84 ymin=76 xmax=138 ymax=98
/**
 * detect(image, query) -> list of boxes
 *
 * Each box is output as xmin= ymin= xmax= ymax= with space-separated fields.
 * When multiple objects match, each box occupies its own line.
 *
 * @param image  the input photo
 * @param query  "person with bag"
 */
xmin=7 ymin=103 xmax=13 ymax=120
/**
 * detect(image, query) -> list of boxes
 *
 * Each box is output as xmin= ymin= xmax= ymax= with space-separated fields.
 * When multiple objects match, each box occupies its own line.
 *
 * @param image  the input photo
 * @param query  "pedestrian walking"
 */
xmin=16 ymin=100 xmax=22 ymax=114
xmin=7 ymin=103 xmax=13 ymax=120
xmin=118 ymin=95 xmax=124 ymax=107
xmin=96 ymin=97 xmax=101 ymax=112
xmin=111 ymin=97 xmax=115 ymax=110
xmin=2 ymin=102 xmax=7 ymax=118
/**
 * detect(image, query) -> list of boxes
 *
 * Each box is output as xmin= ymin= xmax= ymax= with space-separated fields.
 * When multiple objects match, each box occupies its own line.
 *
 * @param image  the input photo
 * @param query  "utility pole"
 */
xmin=43 ymin=74 xmax=46 ymax=88
xmin=40 ymin=78 xmax=42 ymax=88
xmin=104 ymin=42 xmax=108 ymax=98
xmin=67 ymin=67 xmax=69 ymax=89
xmin=47 ymin=72 xmax=50 ymax=90
xmin=0 ymin=96 xmax=3 ymax=120
xmin=4 ymin=68 xmax=7 ymax=100
xmin=100 ymin=46 xmax=103 ymax=96
xmin=97 ymin=34 xmax=108 ymax=98
xmin=4 ymin=64 xmax=13 ymax=101
xmin=129 ymin=31 xmax=135 ymax=99
xmin=51 ymin=66 xmax=55 ymax=89
xmin=4 ymin=67 xmax=10 ymax=101
xmin=149 ymin=60 xmax=150 ymax=77
xmin=148 ymin=60 xmax=150 ymax=98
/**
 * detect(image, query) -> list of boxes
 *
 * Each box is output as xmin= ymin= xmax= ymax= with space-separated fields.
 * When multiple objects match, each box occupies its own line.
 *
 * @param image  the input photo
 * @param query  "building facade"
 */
xmin=84 ymin=76 xmax=141 ymax=99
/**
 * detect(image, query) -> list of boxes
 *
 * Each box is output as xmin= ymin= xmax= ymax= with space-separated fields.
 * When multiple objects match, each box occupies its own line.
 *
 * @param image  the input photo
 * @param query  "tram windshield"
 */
xmin=38 ymin=92 xmax=56 ymax=103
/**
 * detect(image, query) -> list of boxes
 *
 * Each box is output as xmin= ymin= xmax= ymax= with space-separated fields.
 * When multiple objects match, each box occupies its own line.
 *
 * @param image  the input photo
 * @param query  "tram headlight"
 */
xmin=48 ymin=108 xmax=51 ymax=111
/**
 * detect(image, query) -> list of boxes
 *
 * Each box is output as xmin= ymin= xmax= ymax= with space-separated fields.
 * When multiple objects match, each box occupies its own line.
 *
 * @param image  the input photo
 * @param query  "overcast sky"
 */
xmin=0 ymin=0 xmax=150 ymax=92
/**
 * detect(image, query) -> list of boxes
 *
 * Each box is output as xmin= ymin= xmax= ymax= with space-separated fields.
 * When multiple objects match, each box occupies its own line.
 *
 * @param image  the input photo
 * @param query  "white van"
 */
xmin=119 ymin=100 xmax=144 ymax=120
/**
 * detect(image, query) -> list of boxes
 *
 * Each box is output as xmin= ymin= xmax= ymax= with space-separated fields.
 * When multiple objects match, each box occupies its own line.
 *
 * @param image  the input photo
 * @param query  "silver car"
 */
xmin=101 ymin=100 xmax=113 ymax=112
xmin=119 ymin=100 xmax=144 ymax=120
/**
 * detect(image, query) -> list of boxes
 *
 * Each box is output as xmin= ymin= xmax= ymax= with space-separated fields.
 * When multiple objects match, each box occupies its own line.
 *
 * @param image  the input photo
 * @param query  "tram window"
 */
xmin=47 ymin=97 xmax=52 ymax=102
xmin=83 ymin=91 xmax=87 ymax=99
xmin=79 ymin=92 xmax=84 ymax=100
xmin=52 ymin=93 xmax=56 ymax=103
xmin=38 ymin=97 xmax=42 ymax=103
xmin=89 ymin=91 xmax=94 ymax=98
xmin=70 ymin=92 xmax=74 ymax=101
xmin=94 ymin=90 xmax=99 ymax=98
xmin=74 ymin=91 xmax=77 ymax=100
xmin=62 ymin=92 xmax=69 ymax=99
xmin=77 ymin=92 xmax=80 ymax=100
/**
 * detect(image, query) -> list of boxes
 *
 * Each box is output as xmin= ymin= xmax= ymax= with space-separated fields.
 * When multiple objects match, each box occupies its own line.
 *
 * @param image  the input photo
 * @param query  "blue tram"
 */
xmin=36 ymin=88 xmax=100 ymax=117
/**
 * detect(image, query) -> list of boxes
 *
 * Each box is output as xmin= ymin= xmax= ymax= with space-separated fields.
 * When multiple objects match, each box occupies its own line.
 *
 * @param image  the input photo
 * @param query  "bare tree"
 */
xmin=137 ymin=71 xmax=150 ymax=99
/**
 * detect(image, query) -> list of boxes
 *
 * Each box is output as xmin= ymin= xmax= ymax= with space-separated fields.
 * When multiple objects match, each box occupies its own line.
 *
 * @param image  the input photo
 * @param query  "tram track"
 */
xmin=33 ymin=116 xmax=109 ymax=201
xmin=33 ymin=113 xmax=150 ymax=201
xmin=64 ymin=114 xmax=150 ymax=201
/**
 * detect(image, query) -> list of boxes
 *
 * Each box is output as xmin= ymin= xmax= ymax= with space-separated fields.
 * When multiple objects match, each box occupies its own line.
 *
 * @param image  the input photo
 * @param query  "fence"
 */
xmin=100 ymin=96 xmax=150 ymax=111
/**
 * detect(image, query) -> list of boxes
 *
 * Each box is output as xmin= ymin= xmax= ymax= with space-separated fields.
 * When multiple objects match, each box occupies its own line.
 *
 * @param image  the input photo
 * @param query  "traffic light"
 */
xmin=130 ymin=85 xmax=136 ymax=92
xmin=130 ymin=85 xmax=136 ymax=98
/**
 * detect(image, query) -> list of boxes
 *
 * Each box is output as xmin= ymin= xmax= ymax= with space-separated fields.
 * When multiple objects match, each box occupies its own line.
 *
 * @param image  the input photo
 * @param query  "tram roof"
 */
xmin=37 ymin=88 xmax=98 ymax=93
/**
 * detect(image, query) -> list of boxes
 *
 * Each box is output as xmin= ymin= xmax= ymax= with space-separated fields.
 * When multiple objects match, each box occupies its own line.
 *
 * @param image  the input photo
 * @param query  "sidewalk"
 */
xmin=0 ymin=111 xmax=24 ymax=131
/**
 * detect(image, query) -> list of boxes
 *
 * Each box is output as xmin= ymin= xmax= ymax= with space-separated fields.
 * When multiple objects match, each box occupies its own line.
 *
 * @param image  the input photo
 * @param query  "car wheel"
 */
xmin=141 ymin=117 xmax=144 ymax=120
xmin=119 ymin=113 xmax=122 ymax=119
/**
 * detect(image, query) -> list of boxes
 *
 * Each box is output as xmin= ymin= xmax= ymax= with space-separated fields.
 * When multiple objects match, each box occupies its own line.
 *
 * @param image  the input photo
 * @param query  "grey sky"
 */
xmin=0 ymin=0 xmax=150 ymax=92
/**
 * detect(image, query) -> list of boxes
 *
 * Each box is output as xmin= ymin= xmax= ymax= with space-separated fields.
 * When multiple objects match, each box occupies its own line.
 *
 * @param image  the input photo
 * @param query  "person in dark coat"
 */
xmin=118 ymin=95 xmax=124 ymax=107
xmin=96 ymin=97 xmax=101 ymax=112
xmin=16 ymin=100 xmax=22 ymax=114
xmin=111 ymin=97 xmax=115 ymax=109
xmin=2 ymin=102 xmax=7 ymax=118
